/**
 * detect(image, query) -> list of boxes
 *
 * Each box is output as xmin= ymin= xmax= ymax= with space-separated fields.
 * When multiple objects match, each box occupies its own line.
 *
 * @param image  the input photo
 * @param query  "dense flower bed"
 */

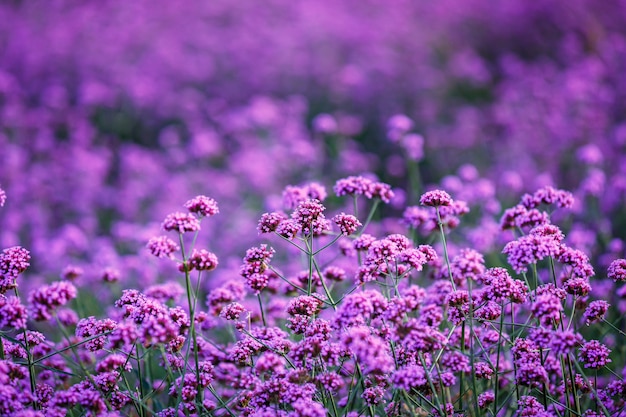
xmin=1 ymin=181 xmax=625 ymax=416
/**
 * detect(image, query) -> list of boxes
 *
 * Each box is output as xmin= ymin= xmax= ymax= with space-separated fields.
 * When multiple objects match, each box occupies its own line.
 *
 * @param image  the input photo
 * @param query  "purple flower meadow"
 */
xmin=1 ymin=2 xmax=626 ymax=415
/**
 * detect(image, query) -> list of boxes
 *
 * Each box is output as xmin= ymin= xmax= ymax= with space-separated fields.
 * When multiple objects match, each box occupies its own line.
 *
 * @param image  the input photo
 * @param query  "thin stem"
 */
xmin=14 ymin=287 xmax=38 ymax=409
xmin=257 ymin=294 xmax=267 ymax=327
xmin=435 ymin=207 xmax=456 ymax=292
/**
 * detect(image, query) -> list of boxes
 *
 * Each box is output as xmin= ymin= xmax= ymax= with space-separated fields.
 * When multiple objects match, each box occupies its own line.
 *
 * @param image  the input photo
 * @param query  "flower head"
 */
xmin=333 ymin=213 xmax=361 ymax=235
xmin=419 ymin=190 xmax=453 ymax=207
xmin=184 ymin=195 xmax=219 ymax=217
xmin=608 ymin=259 xmax=626 ymax=282
xmin=147 ymin=236 xmax=180 ymax=258
xmin=579 ymin=340 xmax=611 ymax=369
xmin=162 ymin=212 xmax=201 ymax=234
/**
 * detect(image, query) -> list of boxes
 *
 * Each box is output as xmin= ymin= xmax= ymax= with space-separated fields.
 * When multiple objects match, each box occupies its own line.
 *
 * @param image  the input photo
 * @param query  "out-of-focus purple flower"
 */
xmin=0 ymin=295 xmax=27 ymax=329
xmin=312 ymin=113 xmax=337 ymax=134
xmin=521 ymin=186 xmax=574 ymax=209
xmin=29 ymin=281 xmax=78 ymax=321
xmin=101 ymin=267 xmax=120 ymax=283
xmin=387 ymin=114 xmax=414 ymax=142
xmin=353 ymin=234 xmax=376 ymax=251
xmin=333 ymin=176 xmax=394 ymax=203
xmin=402 ymin=206 xmax=430 ymax=229
xmin=550 ymin=330 xmax=582 ymax=356
xmin=577 ymin=144 xmax=603 ymax=165
xmin=0 ymin=187 xmax=5 ymax=207
xmin=401 ymin=133 xmax=424 ymax=161
xmin=478 ymin=391 xmax=495 ymax=408
xmin=147 ymin=236 xmax=180 ymax=259
xmin=61 ymin=265 xmax=84 ymax=281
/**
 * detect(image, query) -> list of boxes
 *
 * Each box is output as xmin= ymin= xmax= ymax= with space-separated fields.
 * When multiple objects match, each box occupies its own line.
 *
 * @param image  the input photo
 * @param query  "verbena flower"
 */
xmin=579 ymin=340 xmax=611 ymax=369
xmin=332 ymin=213 xmax=361 ymax=235
xmin=147 ymin=236 xmax=179 ymax=258
xmin=29 ymin=281 xmax=77 ymax=321
xmin=608 ymin=258 xmax=626 ymax=282
xmin=257 ymin=211 xmax=287 ymax=234
xmin=184 ymin=195 xmax=219 ymax=217
xmin=161 ymin=212 xmax=201 ymax=234
xmin=419 ymin=189 xmax=453 ymax=207
xmin=520 ymin=186 xmax=574 ymax=209
xmin=583 ymin=300 xmax=609 ymax=325
xmin=188 ymin=249 xmax=219 ymax=271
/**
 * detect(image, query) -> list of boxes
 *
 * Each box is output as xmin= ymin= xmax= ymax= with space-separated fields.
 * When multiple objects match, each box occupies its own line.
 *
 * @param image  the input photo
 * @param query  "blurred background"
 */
xmin=1 ymin=0 xmax=626 ymax=293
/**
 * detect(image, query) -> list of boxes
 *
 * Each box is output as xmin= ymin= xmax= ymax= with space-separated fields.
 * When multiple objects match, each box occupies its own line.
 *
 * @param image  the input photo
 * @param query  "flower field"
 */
xmin=1 ymin=1 xmax=626 ymax=416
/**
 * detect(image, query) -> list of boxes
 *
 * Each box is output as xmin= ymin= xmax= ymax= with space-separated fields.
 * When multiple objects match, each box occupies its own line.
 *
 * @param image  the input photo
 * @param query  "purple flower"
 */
xmin=161 ymin=212 xmax=201 ymax=234
xmin=29 ymin=281 xmax=78 ymax=321
xmin=61 ymin=265 xmax=84 ymax=281
xmin=322 ymin=266 xmax=346 ymax=282
xmin=531 ymin=293 xmax=563 ymax=326
xmin=258 ymin=211 xmax=287 ymax=234
xmin=550 ymin=330 xmax=582 ymax=356
xmin=502 ymin=224 xmax=564 ymax=273
xmin=287 ymin=295 xmax=323 ymax=317
xmin=244 ymin=244 xmax=275 ymax=263
xmin=0 ymin=246 xmax=31 ymax=292
xmin=521 ymin=186 xmax=574 ymax=210
xmin=332 ymin=213 xmax=361 ymax=235
xmin=579 ymin=340 xmax=611 ymax=369
xmin=147 ymin=236 xmax=179 ymax=258
xmin=475 ymin=362 xmax=494 ymax=379
xmin=499 ymin=205 xmax=550 ymax=230
xmin=353 ymin=234 xmax=376 ymax=251
xmin=76 ymin=316 xmax=117 ymax=351
xmin=0 ymin=187 xmax=5 ymax=207
xmin=333 ymin=176 xmax=373 ymax=198
xmin=517 ymin=396 xmax=550 ymax=416
xmin=608 ymin=259 xmax=626 ymax=282
xmin=282 ymin=183 xmax=328 ymax=209
xmin=184 ymin=195 xmax=219 ymax=217
xmin=402 ymin=206 xmax=430 ymax=229
xmin=583 ymin=300 xmax=609 ymax=325
xmin=392 ymin=365 xmax=429 ymax=392
xmin=188 ymin=249 xmax=219 ymax=271
xmin=275 ymin=219 xmax=301 ymax=239
xmin=419 ymin=189 xmax=453 ymax=207
xmin=563 ymin=277 xmax=591 ymax=297
xmin=0 ymin=295 xmax=27 ymax=329
xmin=478 ymin=391 xmax=495 ymax=408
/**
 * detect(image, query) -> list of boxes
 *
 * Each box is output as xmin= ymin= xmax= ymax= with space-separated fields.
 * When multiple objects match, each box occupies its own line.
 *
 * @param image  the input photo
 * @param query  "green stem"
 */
xmin=257 ymin=294 xmax=267 ymax=327
xmin=14 ymin=287 xmax=38 ymax=409
xmin=435 ymin=208 xmax=456 ymax=292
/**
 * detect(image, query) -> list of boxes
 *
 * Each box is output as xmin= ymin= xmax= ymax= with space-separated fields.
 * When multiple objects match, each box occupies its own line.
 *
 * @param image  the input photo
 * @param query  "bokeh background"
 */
xmin=1 ymin=0 xmax=626 ymax=293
